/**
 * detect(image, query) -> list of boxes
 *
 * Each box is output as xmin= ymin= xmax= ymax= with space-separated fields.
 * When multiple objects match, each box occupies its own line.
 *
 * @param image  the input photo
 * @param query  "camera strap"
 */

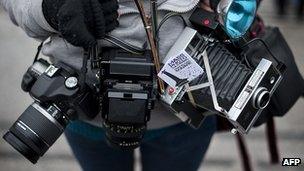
xmin=33 ymin=42 xmax=44 ymax=64
xmin=104 ymin=35 xmax=145 ymax=54
xmin=134 ymin=0 xmax=165 ymax=93
xmin=79 ymin=46 xmax=98 ymax=92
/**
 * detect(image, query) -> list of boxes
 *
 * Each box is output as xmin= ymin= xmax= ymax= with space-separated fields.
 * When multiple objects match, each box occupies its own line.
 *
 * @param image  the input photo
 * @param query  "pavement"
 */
xmin=0 ymin=1 xmax=303 ymax=171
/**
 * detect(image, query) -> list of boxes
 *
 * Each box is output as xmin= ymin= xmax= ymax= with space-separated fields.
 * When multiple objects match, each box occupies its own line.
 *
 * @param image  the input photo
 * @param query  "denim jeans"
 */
xmin=64 ymin=116 xmax=216 ymax=171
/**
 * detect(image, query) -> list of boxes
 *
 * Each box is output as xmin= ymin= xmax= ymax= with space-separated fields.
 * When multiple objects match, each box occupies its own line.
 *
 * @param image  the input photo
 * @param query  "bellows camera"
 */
xmin=98 ymin=49 xmax=157 ymax=149
xmin=160 ymin=25 xmax=284 ymax=134
xmin=3 ymin=59 xmax=99 ymax=163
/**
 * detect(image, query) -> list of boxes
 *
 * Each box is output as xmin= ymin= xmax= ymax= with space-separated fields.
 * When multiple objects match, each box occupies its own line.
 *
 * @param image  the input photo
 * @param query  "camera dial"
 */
xmin=65 ymin=77 xmax=78 ymax=89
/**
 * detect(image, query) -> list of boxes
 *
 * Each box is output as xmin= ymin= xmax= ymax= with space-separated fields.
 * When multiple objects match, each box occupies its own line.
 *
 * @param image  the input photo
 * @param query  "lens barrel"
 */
xmin=103 ymin=121 xmax=146 ymax=150
xmin=253 ymin=87 xmax=270 ymax=109
xmin=3 ymin=103 xmax=68 ymax=164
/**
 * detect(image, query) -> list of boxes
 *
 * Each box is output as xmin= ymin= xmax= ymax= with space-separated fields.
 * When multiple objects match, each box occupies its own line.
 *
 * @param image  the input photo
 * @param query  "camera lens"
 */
xmin=253 ymin=87 xmax=270 ymax=109
xmin=3 ymin=103 xmax=68 ymax=164
xmin=3 ymin=131 xmax=40 ymax=163
xmin=103 ymin=121 xmax=146 ymax=150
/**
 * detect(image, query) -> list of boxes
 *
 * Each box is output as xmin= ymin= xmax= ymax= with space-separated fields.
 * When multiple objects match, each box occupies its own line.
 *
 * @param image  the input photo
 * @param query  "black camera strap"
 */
xmin=33 ymin=42 xmax=44 ymax=63
xmin=32 ymin=41 xmax=89 ymax=92
xmin=79 ymin=46 xmax=99 ymax=92
xmin=104 ymin=35 xmax=145 ymax=55
xmin=79 ymin=51 xmax=88 ymax=92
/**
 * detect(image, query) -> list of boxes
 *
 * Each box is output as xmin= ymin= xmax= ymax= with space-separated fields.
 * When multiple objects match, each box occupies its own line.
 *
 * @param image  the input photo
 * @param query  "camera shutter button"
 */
xmin=65 ymin=77 xmax=78 ymax=89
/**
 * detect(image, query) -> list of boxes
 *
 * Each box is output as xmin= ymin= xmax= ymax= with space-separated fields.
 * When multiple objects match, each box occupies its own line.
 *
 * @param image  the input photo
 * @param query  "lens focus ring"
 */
xmin=252 ymin=87 xmax=270 ymax=109
xmin=3 ymin=103 xmax=68 ymax=164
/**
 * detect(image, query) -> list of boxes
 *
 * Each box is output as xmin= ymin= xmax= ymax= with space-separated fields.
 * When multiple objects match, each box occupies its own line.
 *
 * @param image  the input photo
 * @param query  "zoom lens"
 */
xmin=3 ymin=103 xmax=69 ymax=163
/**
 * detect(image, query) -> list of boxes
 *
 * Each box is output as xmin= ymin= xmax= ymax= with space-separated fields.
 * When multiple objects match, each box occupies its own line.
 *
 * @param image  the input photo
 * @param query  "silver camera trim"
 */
xmin=228 ymin=59 xmax=271 ymax=121
xmin=31 ymin=61 xmax=49 ymax=75
xmin=252 ymin=87 xmax=270 ymax=109
xmin=227 ymin=61 xmax=283 ymax=134
xmin=44 ymin=65 xmax=59 ymax=77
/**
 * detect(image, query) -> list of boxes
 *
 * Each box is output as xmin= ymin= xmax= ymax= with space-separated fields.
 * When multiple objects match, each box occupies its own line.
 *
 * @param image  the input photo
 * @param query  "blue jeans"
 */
xmin=64 ymin=116 xmax=216 ymax=171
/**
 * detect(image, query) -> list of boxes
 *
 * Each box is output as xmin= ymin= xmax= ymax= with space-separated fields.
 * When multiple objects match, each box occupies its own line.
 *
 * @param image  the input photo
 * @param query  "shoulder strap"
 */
xmin=33 ymin=42 xmax=44 ymax=63
xmin=104 ymin=35 xmax=145 ymax=54
xmin=134 ymin=0 xmax=165 ymax=93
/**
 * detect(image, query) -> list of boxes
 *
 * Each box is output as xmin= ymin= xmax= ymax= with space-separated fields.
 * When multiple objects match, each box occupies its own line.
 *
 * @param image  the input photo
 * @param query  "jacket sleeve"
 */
xmin=0 ymin=0 xmax=58 ymax=41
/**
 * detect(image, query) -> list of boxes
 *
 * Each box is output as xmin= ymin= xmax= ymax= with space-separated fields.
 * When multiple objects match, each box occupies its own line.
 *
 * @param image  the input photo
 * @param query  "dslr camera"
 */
xmin=160 ymin=7 xmax=285 ymax=134
xmin=3 ymin=59 xmax=99 ymax=163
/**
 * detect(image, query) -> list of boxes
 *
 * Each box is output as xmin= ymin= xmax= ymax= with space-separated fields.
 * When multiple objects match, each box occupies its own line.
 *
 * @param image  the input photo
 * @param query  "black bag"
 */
xmin=243 ymin=27 xmax=304 ymax=126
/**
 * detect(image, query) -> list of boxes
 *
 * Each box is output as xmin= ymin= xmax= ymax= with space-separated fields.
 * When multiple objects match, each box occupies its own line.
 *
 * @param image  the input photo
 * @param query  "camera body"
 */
xmin=226 ymin=59 xmax=282 ymax=133
xmin=3 ymin=59 xmax=99 ymax=163
xmin=99 ymin=49 xmax=157 ymax=149
xmin=160 ymin=26 xmax=283 ymax=134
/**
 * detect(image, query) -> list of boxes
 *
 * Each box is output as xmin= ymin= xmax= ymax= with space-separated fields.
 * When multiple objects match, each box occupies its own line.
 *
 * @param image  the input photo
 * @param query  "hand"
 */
xmin=43 ymin=0 xmax=119 ymax=48
xmin=200 ymin=0 xmax=214 ymax=12
xmin=200 ymin=0 xmax=221 ymax=12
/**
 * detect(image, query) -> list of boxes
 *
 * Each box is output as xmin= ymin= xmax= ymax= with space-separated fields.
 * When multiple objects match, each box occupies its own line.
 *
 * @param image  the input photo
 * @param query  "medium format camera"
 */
xmin=98 ymin=49 xmax=157 ymax=149
xmin=160 ymin=26 xmax=284 ymax=134
xmin=3 ymin=59 xmax=99 ymax=163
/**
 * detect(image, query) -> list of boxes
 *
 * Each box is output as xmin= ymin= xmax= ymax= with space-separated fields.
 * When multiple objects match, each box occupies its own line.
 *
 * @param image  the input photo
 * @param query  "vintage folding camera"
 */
xmin=160 ymin=27 xmax=284 ymax=134
xmin=99 ymin=49 xmax=157 ymax=149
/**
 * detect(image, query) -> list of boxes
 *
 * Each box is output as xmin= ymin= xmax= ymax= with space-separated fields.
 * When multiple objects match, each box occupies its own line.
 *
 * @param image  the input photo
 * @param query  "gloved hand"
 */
xmin=42 ymin=0 xmax=119 ymax=48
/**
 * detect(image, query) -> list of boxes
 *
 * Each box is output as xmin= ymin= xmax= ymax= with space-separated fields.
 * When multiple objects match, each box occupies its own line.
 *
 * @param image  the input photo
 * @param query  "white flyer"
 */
xmin=158 ymin=50 xmax=204 ymax=88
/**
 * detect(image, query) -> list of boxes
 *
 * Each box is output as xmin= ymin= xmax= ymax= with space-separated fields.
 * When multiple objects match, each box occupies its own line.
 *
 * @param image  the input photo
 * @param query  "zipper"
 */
xmin=158 ymin=0 xmax=200 ymax=13
xmin=118 ymin=0 xmax=200 ymax=16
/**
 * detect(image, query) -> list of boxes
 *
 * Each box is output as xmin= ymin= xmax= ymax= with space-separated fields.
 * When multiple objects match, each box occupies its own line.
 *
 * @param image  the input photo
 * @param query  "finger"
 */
xmin=104 ymin=12 xmax=119 ymax=32
xmin=202 ymin=0 xmax=210 ymax=6
xmin=99 ymin=0 xmax=119 ymax=14
xmin=209 ymin=0 xmax=221 ymax=11
xmin=104 ymin=11 xmax=119 ymax=25
xmin=200 ymin=3 xmax=214 ymax=12
xmin=59 ymin=16 xmax=97 ymax=48
xmin=105 ymin=19 xmax=119 ymax=32
xmin=90 ymin=0 xmax=106 ymax=39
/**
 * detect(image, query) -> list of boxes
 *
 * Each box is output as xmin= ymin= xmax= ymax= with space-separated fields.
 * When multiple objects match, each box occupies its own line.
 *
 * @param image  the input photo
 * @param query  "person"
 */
xmin=276 ymin=0 xmax=304 ymax=19
xmin=298 ymin=0 xmax=304 ymax=19
xmin=0 ymin=0 xmax=218 ymax=170
xmin=277 ymin=0 xmax=288 ymax=15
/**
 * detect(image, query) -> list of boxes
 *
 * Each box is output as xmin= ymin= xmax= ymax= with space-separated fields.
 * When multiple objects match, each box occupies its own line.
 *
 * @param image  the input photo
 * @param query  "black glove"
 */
xmin=42 ymin=0 xmax=119 ymax=48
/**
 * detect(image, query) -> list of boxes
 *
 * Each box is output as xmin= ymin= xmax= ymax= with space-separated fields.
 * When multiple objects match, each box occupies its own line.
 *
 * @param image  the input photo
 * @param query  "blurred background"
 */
xmin=0 ymin=0 xmax=303 ymax=171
